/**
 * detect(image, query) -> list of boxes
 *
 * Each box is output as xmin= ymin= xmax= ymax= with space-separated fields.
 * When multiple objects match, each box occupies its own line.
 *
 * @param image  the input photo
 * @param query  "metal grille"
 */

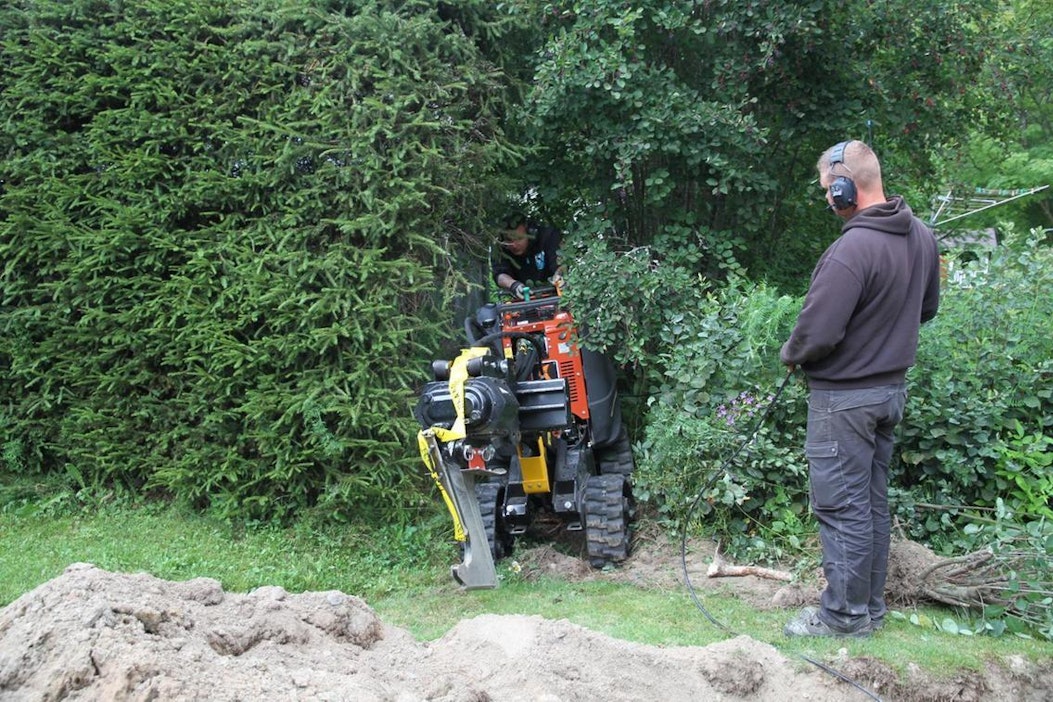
xmin=559 ymin=359 xmax=580 ymax=404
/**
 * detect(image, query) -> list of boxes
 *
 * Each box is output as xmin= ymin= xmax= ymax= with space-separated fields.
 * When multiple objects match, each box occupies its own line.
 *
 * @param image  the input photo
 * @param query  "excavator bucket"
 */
xmin=420 ymin=430 xmax=498 ymax=590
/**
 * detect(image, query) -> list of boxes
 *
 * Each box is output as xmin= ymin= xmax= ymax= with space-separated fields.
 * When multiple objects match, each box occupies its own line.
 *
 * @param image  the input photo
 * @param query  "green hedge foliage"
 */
xmin=0 ymin=0 xmax=516 ymax=520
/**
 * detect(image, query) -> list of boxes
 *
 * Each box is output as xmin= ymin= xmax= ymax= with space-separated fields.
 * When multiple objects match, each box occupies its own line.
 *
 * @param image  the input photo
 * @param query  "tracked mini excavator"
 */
xmin=414 ymin=284 xmax=635 ymax=589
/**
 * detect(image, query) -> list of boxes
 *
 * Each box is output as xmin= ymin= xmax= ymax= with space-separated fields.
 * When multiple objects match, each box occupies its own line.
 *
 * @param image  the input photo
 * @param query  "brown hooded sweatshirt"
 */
xmin=780 ymin=195 xmax=940 ymax=390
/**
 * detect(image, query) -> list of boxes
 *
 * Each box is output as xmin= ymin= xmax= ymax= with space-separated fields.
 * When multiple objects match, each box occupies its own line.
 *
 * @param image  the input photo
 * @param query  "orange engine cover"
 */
xmin=501 ymin=307 xmax=589 ymax=421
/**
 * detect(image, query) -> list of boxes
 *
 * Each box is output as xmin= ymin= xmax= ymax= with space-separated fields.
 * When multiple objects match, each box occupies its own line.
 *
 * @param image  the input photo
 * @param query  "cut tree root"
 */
xmin=886 ymin=539 xmax=1009 ymax=607
xmin=883 ymin=538 xmax=1051 ymax=633
xmin=703 ymin=533 xmax=1049 ymax=637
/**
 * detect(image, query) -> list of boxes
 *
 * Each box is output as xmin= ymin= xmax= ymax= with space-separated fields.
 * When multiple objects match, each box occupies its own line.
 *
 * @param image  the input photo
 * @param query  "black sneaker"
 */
xmin=783 ymin=607 xmax=872 ymax=638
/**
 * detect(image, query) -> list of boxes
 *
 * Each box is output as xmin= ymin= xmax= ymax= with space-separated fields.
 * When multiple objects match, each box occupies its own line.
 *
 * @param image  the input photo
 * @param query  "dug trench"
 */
xmin=0 ymin=535 xmax=1050 ymax=702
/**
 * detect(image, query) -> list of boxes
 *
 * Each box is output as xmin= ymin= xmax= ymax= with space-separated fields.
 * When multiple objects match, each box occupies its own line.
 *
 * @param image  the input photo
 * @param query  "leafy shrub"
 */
xmin=558 ymin=220 xmax=809 ymax=558
xmin=895 ymin=228 xmax=1053 ymax=547
xmin=954 ymin=506 xmax=1053 ymax=641
xmin=559 ymin=221 xmax=714 ymax=372
xmin=635 ymin=384 xmax=810 ymax=562
xmin=630 ymin=228 xmax=1052 ymax=565
xmin=630 ymin=278 xmax=808 ymax=559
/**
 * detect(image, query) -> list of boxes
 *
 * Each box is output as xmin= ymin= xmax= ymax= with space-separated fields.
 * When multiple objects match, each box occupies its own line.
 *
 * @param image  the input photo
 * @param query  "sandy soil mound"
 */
xmin=0 ymin=558 xmax=1049 ymax=701
xmin=0 ymin=562 xmax=852 ymax=701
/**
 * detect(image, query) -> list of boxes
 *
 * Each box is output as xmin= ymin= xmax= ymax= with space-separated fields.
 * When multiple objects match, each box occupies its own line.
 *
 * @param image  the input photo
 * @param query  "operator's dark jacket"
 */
xmin=780 ymin=196 xmax=940 ymax=389
xmin=491 ymin=222 xmax=561 ymax=286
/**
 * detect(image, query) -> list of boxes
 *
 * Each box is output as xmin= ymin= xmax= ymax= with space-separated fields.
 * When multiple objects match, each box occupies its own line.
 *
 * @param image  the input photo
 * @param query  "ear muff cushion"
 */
xmin=829 ymin=176 xmax=856 ymax=209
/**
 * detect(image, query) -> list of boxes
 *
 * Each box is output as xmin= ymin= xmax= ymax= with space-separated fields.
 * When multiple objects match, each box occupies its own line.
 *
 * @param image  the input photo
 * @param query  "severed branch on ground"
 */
xmin=706 ymin=542 xmax=792 ymax=581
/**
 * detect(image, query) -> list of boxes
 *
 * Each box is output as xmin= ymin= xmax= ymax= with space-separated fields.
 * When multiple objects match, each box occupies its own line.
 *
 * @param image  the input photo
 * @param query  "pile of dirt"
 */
xmin=0 ymin=541 xmax=1049 ymax=701
xmin=0 ymin=563 xmax=838 ymax=701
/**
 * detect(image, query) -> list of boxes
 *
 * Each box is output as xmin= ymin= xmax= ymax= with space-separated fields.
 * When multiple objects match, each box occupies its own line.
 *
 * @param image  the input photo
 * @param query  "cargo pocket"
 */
xmin=806 ymin=441 xmax=847 ymax=511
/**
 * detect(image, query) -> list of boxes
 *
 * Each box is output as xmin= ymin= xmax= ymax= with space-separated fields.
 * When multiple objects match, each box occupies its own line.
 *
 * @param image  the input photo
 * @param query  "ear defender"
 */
xmin=828 ymin=141 xmax=858 ymax=210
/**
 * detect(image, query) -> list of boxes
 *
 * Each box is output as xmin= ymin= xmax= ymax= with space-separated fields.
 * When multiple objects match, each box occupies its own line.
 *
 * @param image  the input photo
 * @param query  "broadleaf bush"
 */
xmin=630 ymin=227 xmax=1052 ymax=568
xmin=895 ymin=228 xmax=1053 ymax=549
xmin=630 ymin=278 xmax=808 ymax=559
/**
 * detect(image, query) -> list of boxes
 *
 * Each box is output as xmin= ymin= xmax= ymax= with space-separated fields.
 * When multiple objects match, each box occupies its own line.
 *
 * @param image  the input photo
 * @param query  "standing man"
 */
xmin=492 ymin=211 xmax=562 ymax=299
xmin=781 ymin=140 xmax=940 ymax=638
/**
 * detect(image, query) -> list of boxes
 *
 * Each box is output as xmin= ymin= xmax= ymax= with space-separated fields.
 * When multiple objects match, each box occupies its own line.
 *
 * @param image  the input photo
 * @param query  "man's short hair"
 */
xmin=500 ymin=211 xmax=527 ymax=231
xmin=817 ymin=141 xmax=882 ymax=191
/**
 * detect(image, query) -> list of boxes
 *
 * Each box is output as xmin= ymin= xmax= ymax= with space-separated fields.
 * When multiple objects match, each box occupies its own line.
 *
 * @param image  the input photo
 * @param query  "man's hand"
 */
xmin=509 ymin=281 xmax=527 ymax=300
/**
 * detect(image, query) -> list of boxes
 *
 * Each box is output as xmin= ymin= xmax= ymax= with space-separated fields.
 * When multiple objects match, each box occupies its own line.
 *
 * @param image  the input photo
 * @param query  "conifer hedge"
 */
xmin=0 ymin=0 xmax=516 ymax=519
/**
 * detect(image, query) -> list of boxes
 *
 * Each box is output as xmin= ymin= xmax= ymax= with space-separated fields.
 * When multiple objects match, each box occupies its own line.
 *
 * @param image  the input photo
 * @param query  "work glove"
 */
xmin=548 ymin=272 xmax=564 ymax=294
xmin=509 ymin=281 xmax=527 ymax=300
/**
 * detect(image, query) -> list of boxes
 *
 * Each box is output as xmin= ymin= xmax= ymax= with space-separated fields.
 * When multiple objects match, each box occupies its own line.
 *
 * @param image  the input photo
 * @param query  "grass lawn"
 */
xmin=2 ymin=498 xmax=1051 ymax=681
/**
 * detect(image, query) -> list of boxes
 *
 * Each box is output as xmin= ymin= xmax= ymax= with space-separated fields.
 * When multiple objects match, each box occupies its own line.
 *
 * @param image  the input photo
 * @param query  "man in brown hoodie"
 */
xmin=781 ymin=140 xmax=941 ymax=637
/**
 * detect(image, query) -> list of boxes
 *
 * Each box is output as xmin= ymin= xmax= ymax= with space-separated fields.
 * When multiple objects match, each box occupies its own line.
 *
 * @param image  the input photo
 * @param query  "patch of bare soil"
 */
xmin=0 ymin=538 xmax=1050 ymax=701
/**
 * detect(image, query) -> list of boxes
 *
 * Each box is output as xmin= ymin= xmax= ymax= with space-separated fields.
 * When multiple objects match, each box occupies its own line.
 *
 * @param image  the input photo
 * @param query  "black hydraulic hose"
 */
xmin=465 ymin=316 xmax=483 ymax=345
xmin=678 ymin=370 xmax=884 ymax=702
xmin=473 ymin=330 xmax=544 ymax=357
xmin=472 ymin=330 xmax=547 ymax=382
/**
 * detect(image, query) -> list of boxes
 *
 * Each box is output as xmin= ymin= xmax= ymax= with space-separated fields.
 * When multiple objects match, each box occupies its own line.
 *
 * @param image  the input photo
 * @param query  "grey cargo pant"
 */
xmin=805 ymin=384 xmax=907 ymax=633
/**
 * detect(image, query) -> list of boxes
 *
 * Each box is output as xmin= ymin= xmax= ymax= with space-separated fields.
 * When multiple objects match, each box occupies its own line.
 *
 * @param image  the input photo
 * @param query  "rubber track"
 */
xmin=474 ymin=481 xmax=512 ymax=560
xmin=584 ymin=474 xmax=630 ymax=568
xmin=598 ymin=425 xmax=635 ymax=477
